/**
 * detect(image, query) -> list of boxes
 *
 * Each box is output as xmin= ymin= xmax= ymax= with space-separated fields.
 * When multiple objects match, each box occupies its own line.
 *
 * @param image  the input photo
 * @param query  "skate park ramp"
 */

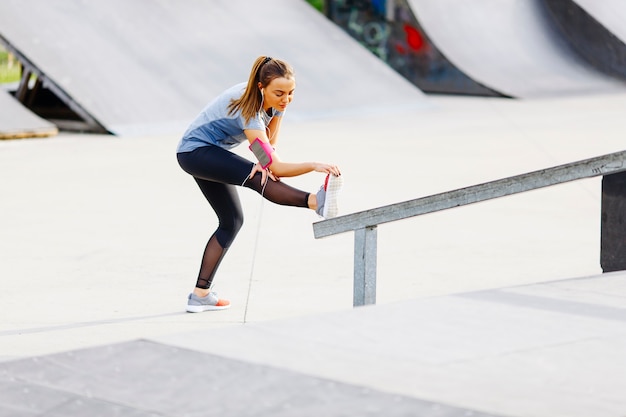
xmin=406 ymin=0 xmax=625 ymax=98
xmin=573 ymin=0 xmax=626 ymax=44
xmin=0 ymin=89 xmax=57 ymax=139
xmin=0 ymin=0 xmax=426 ymax=136
xmin=541 ymin=0 xmax=626 ymax=80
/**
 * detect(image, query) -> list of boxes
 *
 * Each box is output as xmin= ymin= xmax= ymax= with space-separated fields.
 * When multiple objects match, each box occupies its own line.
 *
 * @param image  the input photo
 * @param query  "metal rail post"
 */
xmin=601 ymin=171 xmax=626 ymax=272
xmin=314 ymin=150 xmax=626 ymax=307
xmin=354 ymin=226 xmax=377 ymax=306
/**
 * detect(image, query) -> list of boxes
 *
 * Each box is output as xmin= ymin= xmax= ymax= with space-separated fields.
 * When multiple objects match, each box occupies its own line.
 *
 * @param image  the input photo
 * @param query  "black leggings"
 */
xmin=177 ymin=145 xmax=310 ymax=289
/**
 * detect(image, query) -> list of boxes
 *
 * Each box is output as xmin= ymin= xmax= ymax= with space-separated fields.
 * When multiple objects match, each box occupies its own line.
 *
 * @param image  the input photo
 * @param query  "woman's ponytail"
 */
xmin=228 ymin=56 xmax=294 ymax=123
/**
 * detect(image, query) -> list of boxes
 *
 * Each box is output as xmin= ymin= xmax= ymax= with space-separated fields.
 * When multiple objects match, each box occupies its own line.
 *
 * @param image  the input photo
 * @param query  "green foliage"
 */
xmin=306 ymin=0 xmax=324 ymax=12
xmin=0 ymin=47 xmax=21 ymax=84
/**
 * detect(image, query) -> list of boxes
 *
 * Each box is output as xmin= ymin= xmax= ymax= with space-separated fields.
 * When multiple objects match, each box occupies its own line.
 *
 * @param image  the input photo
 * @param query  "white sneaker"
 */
xmin=315 ymin=174 xmax=343 ymax=219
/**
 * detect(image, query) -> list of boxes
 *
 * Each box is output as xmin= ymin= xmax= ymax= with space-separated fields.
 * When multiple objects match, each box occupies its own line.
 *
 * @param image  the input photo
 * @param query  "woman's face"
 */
xmin=261 ymin=77 xmax=295 ymax=112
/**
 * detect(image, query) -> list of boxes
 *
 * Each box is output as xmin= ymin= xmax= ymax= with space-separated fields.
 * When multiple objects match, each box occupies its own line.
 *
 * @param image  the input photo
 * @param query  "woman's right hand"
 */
xmin=314 ymin=162 xmax=341 ymax=177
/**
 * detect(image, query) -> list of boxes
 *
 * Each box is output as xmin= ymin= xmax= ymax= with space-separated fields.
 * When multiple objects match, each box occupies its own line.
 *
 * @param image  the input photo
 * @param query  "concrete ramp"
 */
xmin=573 ymin=0 xmax=626 ymax=43
xmin=0 ymin=340 xmax=492 ymax=417
xmin=542 ymin=0 xmax=626 ymax=80
xmin=0 ymin=89 xmax=57 ymax=139
xmin=407 ymin=0 xmax=625 ymax=98
xmin=0 ymin=0 xmax=426 ymax=136
xmin=2 ymin=272 xmax=626 ymax=417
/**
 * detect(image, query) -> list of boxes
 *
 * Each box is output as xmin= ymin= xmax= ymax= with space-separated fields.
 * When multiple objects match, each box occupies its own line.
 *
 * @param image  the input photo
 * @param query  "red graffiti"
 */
xmin=404 ymin=24 xmax=424 ymax=51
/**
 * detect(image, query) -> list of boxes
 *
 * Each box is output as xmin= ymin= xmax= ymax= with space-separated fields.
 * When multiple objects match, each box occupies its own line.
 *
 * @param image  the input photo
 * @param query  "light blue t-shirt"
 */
xmin=177 ymin=83 xmax=282 ymax=153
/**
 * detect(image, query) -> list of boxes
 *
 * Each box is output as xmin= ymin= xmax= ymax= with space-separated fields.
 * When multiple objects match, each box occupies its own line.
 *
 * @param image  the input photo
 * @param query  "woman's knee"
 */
xmin=216 ymin=212 xmax=244 ymax=248
xmin=231 ymin=211 xmax=244 ymax=235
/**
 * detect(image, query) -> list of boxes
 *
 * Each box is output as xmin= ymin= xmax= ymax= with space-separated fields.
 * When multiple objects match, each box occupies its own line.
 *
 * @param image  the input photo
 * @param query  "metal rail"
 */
xmin=313 ymin=150 xmax=626 ymax=306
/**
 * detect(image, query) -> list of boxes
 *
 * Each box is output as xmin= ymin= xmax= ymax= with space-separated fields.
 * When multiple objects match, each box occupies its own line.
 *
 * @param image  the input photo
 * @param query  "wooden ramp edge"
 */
xmin=0 ymin=89 xmax=58 ymax=140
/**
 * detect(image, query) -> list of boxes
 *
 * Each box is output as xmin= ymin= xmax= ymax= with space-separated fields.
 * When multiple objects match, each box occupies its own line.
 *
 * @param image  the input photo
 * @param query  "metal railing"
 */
xmin=313 ymin=150 xmax=626 ymax=306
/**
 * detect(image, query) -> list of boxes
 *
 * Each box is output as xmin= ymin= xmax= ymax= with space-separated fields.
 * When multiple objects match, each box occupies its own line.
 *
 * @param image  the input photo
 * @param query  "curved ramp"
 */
xmin=542 ymin=0 xmax=626 ymax=80
xmin=325 ymin=0 xmax=503 ymax=96
xmin=0 ymin=89 xmax=57 ymax=139
xmin=573 ymin=0 xmax=626 ymax=43
xmin=0 ymin=0 xmax=426 ymax=136
xmin=407 ymin=0 xmax=625 ymax=98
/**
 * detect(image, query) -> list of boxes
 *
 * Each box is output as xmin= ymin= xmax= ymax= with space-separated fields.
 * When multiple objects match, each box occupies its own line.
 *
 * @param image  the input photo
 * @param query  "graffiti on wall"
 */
xmin=327 ymin=0 xmax=500 ymax=96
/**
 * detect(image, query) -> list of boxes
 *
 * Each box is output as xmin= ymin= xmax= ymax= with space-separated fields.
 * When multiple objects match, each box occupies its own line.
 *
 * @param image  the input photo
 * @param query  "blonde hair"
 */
xmin=228 ymin=56 xmax=295 ymax=124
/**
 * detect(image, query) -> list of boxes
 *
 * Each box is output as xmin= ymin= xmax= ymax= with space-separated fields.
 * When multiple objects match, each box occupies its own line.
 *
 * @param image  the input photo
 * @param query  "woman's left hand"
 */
xmin=249 ymin=163 xmax=278 ymax=185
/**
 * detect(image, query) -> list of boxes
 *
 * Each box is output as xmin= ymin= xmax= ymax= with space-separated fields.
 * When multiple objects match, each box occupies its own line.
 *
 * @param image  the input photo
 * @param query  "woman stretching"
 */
xmin=177 ymin=56 xmax=343 ymax=313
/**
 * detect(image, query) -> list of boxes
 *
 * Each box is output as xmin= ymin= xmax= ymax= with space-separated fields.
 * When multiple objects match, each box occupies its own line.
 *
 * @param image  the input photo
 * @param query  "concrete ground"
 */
xmin=1 ymin=92 xmax=626 ymax=416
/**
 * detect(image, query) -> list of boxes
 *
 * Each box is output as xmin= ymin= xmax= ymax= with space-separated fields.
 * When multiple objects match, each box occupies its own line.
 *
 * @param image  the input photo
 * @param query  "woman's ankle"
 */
xmin=308 ymin=193 xmax=317 ymax=210
xmin=193 ymin=287 xmax=210 ymax=297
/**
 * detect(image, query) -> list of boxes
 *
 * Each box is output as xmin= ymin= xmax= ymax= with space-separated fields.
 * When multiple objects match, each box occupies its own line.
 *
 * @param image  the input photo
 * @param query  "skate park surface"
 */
xmin=2 ymin=91 xmax=626 ymax=417
xmin=3 ymin=0 xmax=626 ymax=415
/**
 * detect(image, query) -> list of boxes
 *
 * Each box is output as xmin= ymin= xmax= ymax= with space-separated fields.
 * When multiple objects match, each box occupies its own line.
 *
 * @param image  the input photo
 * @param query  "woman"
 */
xmin=177 ymin=56 xmax=342 ymax=313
